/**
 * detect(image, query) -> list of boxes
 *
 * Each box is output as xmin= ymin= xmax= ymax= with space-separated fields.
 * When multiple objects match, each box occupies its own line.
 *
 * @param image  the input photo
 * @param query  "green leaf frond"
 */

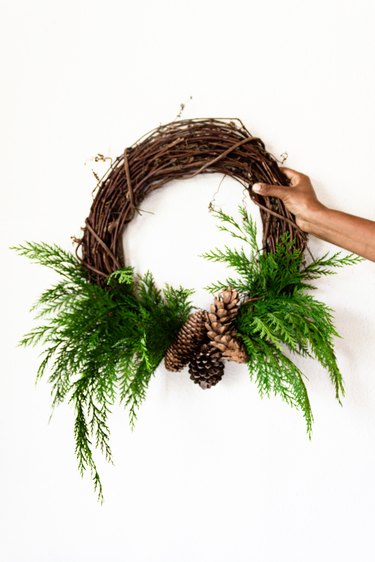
xmin=10 ymin=241 xmax=88 ymax=283
xmin=202 ymin=205 xmax=360 ymax=430
xmin=236 ymin=293 xmax=344 ymax=404
xmin=201 ymin=245 xmax=253 ymax=278
xmin=106 ymin=266 xmax=135 ymax=286
xmin=302 ymin=251 xmax=364 ymax=279
xmin=203 ymin=205 xmax=361 ymax=300
xmin=13 ymin=242 xmax=194 ymax=500
xmin=209 ymin=207 xmax=250 ymax=245
xmin=240 ymin=335 xmax=313 ymax=436
xmin=238 ymin=205 xmax=258 ymax=251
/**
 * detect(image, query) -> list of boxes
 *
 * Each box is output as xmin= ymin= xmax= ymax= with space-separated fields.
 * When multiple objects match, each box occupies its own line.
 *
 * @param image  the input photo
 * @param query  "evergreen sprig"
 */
xmin=202 ymin=206 xmax=362 ymax=435
xmin=11 ymin=242 xmax=194 ymax=501
xmin=12 ymin=208 xmax=362 ymax=499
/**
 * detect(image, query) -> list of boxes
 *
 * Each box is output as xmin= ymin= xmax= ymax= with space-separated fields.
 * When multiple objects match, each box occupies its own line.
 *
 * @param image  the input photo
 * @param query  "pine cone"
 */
xmin=188 ymin=343 xmax=224 ymax=389
xmin=210 ymin=332 xmax=248 ymax=363
xmin=205 ymin=288 xmax=248 ymax=363
xmin=164 ymin=309 xmax=207 ymax=372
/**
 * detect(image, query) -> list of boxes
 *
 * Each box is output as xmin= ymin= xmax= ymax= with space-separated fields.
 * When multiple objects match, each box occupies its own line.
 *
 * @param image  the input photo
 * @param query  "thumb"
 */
xmin=252 ymin=182 xmax=287 ymax=200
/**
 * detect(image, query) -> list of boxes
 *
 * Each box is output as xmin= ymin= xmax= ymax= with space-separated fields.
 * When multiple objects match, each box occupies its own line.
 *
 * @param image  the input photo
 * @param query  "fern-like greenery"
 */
xmin=202 ymin=206 xmax=362 ymax=436
xmin=11 ymin=242 xmax=194 ymax=502
xmin=12 ymin=210 xmax=362 ymax=499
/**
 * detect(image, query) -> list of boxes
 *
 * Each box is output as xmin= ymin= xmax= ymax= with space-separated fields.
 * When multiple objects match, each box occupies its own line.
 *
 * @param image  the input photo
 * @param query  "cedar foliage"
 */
xmin=12 ymin=209 xmax=362 ymax=500
xmin=11 ymin=242 xmax=193 ymax=501
xmin=202 ymin=206 xmax=362 ymax=436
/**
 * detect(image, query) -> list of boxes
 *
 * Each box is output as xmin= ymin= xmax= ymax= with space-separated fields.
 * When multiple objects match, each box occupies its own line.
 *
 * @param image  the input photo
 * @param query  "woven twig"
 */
xmin=75 ymin=117 xmax=307 ymax=285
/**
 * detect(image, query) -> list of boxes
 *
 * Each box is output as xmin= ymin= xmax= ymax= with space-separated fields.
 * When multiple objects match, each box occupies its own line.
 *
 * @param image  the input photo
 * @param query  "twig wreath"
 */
xmin=12 ymin=117 xmax=361 ymax=501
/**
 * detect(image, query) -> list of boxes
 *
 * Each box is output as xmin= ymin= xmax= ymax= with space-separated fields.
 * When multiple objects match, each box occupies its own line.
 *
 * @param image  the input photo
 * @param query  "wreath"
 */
xmin=12 ymin=117 xmax=361 ymax=501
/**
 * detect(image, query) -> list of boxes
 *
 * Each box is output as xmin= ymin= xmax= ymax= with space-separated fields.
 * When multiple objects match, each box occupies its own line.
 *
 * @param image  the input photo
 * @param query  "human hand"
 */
xmin=252 ymin=167 xmax=324 ymax=233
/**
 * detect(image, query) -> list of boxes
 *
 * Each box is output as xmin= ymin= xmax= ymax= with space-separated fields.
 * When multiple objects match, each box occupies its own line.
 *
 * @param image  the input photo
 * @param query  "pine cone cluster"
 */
xmin=164 ymin=288 xmax=248 ymax=389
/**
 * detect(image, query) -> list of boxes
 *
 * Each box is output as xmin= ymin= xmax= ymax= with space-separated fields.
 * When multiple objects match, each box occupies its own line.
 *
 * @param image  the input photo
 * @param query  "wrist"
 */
xmin=296 ymin=202 xmax=329 ymax=235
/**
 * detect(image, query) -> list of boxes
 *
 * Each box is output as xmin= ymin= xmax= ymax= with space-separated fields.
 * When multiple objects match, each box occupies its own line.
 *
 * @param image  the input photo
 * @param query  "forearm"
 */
xmin=303 ymin=205 xmax=375 ymax=261
xmin=253 ymin=168 xmax=375 ymax=262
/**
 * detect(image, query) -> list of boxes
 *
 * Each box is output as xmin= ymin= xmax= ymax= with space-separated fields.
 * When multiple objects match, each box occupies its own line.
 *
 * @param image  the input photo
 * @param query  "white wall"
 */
xmin=2 ymin=1 xmax=375 ymax=561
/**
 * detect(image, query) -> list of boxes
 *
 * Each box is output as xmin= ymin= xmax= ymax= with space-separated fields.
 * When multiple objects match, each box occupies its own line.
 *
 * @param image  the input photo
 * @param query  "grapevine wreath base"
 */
xmin=13 ymin=117 xmax=361 ymax=500
xmin=77 ymin=117 xmax=307 ymax=285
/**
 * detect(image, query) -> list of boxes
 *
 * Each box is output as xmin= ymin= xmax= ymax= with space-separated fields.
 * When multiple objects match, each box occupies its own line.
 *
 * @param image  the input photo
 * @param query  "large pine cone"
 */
xmin=188 ymin=343 xmax=224 ymax=389
xmin=205 ymin=288 xmax=248 ymax=363
xmin=164 ymin=309 xmax=207 ymax=372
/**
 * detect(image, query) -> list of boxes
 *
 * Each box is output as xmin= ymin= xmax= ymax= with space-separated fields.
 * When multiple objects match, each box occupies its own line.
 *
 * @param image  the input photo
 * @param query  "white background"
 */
xmin=2 ymin=1 xmax=375 ymax=561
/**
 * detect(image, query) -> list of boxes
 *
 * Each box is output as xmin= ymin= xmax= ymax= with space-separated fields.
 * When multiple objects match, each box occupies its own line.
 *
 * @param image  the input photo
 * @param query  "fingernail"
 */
xmin=252 ymin=183 xmax=262 ymax=192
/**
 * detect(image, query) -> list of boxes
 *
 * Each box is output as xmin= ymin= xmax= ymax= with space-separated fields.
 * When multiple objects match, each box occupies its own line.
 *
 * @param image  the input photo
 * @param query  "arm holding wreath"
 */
xmin=252 ymin=167 xmax=375 ymax=262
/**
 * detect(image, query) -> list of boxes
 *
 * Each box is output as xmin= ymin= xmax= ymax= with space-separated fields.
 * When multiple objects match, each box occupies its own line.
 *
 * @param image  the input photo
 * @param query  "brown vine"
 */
xmin=75 ymin=117 xmax=307 ymax=286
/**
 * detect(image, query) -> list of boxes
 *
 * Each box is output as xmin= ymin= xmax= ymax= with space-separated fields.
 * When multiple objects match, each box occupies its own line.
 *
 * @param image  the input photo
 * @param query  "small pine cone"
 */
xmin=188 ymin=343 xmax=224 ymax=389
xmin=164 ymin=309 xmax=208 ymax=372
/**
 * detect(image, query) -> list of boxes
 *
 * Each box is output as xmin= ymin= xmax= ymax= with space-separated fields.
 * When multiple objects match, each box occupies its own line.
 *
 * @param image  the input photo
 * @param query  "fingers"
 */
xmin=252 ymin=182 xmax=287 ymax=200
xmin=279 ymin=166 xmax=305 ymax=185
xmin=252 ymin=167 xmax=307 ymax=199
